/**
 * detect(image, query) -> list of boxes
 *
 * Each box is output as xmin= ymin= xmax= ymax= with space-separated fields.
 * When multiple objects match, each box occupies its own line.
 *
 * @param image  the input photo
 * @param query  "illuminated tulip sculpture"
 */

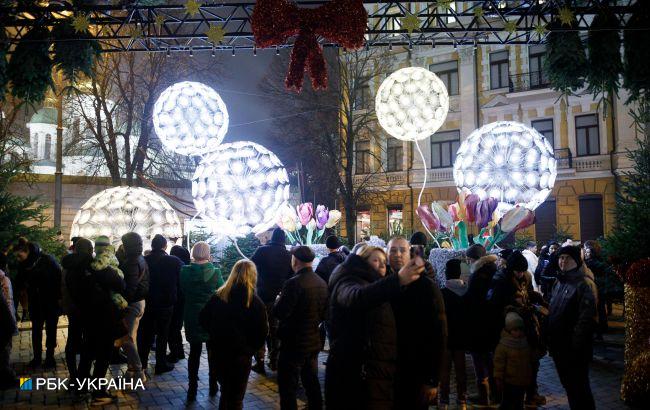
xmin=453 ymin=121 xmax=557 ymax=211
xmin=375 ymin=67 xmax=449 ymax=142
xmin=152 ymin=81 xmax=229 ymax=157
xmin=70 ymin=187 xmax=183 ymax=243
xmin=192 ymin=141 xmax=290 ymax=237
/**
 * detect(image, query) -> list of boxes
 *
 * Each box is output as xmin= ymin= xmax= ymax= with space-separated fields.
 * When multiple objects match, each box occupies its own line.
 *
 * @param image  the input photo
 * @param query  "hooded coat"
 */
xmin=441 ymin=279 xmax=468 ymax=351
xmin=180 ymin=262 xmax=224 ymax=343
xmin=17 ymin=243 xmax=62 ymax=321
xmin=118 ymin=235 xmax=149 ymax=303
xmin=493 ymin=330 xmax=533 ymax=387
xmin=462 ymin=254 xmax=498 ymax=352
xmin=199 ymin=284 xmax=269 ymax=357
xmin=60 ymin=251 xmax=94 ymax=316
xmin=325 ymin=254 xmax=401 ymax=410
xmin=547 ymin=266 xmax=597 ymax=361
xmin=250 ymin=240 xmax=293 ymax=304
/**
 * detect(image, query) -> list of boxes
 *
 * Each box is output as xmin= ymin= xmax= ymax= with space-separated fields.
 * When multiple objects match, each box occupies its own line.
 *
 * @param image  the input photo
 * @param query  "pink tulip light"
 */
xmin=416 ymin=205 xmax=440 ymax=232
xmin=297 ymin=203 xmax=314 ymax=226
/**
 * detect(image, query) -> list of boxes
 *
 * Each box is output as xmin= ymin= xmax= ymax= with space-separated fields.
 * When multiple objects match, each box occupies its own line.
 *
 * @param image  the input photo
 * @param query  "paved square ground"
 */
xmin=0 ymin=306 xmax=633 ymax=409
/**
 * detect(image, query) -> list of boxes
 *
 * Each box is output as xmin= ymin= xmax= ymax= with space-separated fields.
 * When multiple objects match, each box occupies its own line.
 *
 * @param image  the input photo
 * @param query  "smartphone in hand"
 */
xmin=410 ymin=245 xmax=425 ymax=267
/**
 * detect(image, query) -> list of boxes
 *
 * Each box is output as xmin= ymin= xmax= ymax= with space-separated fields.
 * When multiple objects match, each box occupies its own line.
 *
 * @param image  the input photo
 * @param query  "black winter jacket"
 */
xmin=441 ymin=279 xmax=469 ymax=351
xmin=325 ymin=254 xmax=401 ymax=410
xmin=18 ymin=244 xmax=62 ymax=320
xmin=462 ymin=254 xmax=498 ymax=352
xmin=61 ymin=252 xmax=93 ymax=316
xmin=547 ymin=267 xmax=597 ymax=360
xmin=315 ymin=251 xmax=346 ymax=284
xmin=273 ymin=267 xmax=328 ymax=355
xmin=144 ymin=250 xmax=182 ymax=310
xmin=119 ymin=247 xmax=149 ymax=304
xmin=487 ymin=268 xmax=534 ymax=348
xmin=389 ymin=262 xmax=447 ymax=389
xmin=251 ymin=241 xmax=293 ymax=303
xmin=199 ymin=285 xmax=268 ymax=357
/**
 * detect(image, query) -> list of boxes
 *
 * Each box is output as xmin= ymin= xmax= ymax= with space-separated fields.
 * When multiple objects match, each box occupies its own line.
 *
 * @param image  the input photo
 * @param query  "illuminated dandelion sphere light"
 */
xmin=152 ymin=81 xmax=229 ymax=156
xmin=70 ymin=187 xmax=183 ymax=243
xmin=192 ymin=141 xmax=290 ymax=237
xmin=453 ymin=121 xmax=557 ymax=210
xmin=375 ymin=67 xmax=449 ymax=141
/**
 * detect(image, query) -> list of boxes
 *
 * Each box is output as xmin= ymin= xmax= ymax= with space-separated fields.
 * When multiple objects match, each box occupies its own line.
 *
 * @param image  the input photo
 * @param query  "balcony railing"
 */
xmin=509 ymin=71 xmax=550 ymax=93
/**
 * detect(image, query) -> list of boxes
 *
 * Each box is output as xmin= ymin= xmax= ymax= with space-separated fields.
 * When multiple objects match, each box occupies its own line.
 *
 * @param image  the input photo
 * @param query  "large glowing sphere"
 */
xmin=192 ymin=141 xmax=290 ymax=237
xmin=152 ymin=81 xmax=229 ymax=156
xmin=453 ymin=121 xmax=557 ymax=210
xmin=375 ymin=67 xmax=449 ymax=141
xmin=70 ymin=187 xmax=183 ymax=243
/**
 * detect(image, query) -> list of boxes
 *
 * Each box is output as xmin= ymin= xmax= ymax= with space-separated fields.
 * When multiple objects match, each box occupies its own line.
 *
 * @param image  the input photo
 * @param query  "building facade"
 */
xmin=342 ymin=3 xmax=640 ymax=244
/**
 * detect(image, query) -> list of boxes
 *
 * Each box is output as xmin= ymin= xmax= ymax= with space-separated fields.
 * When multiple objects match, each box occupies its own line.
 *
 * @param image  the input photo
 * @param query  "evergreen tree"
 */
xmin=605 ymin=135 xmax=650 ymax=264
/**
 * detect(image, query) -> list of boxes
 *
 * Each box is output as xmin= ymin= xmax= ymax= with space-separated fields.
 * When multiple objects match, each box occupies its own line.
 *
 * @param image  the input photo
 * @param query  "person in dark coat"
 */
xmin=439 ymin=259 xmax=468 ymax=408
xmin=200 ymin=260 xmax=268 ymax=410
xmin=117 ymin=232 xmax=149 ymax=381
xmin=250 ymin=228 xmax=293 ymax=372
xmin=315 ymin=236 xmax=346 ymax=284
xmin=538 ymin=241 xmax=560 ymax=299
xmin=548 ymin=246 xmax=597 ymax=410
xmin=167 ymin=245 xmax=190 ymax=363
xmin=463 ymin=244 xmax=498 ymax=405
xmin=388 ymin=234 xmax=447 ymax=409
xmin=13 ymin=237 xmax=62 ymax=368
xmin=325 ymin=245 xmax=423 ymax=410
xmin=138 ymin=235 xmax=183 ymax=375
xmin=70 ymin=238 xmax=126 ymax=404
xmin=273 ymin=246 xmax=328 ymax=410
xmin=60 ymin=238 xmax=94 ymax=381
xmin=0 ymin=252 xmax=18 ymax=390
xmin=583 ymin=240 xmax=621 ymax=339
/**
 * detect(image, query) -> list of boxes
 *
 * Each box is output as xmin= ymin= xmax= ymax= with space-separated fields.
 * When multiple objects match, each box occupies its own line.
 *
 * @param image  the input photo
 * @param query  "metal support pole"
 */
xmin=54 ymin=78 xmax=63 ymax=229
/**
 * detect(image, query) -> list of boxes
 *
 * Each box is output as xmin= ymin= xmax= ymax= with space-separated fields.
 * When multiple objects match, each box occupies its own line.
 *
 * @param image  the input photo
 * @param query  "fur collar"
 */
xmin=470 ymin=254 xmax=498 ymax=274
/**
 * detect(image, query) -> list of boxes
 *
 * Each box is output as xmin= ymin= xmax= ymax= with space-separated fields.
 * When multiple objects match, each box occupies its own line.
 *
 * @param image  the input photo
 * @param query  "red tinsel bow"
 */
xmin=251 ymin=0 xmax=368 ymax=92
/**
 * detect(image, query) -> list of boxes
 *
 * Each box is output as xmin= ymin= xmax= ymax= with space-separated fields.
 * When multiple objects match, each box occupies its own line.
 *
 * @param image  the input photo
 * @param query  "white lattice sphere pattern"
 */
xmin=453 ymin=121 xmax=557 ymax=210
xmin=152 ymin=81 xmax=229 ymax=156
xmin=70 ymin=187 xmax=183 ymax=243
xmin=375 ymin=67 xmax=449 ymax=141
xmin=192 ymin=141 xmax=290 ymax=237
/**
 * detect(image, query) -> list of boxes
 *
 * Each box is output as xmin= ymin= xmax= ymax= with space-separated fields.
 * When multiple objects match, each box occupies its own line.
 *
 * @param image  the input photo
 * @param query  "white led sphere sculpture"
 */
xmin=453 ymin=121 xmax=557 ymax=210
xmin=152 ymin=81 xmax=229 ymax=157
xmin=70 ymin=187 xmax=183 ymax=243
xmin=192 ymin=141 xmax=290 ymax=237
xmin=375 ymin=67 xmax=449 ymax=141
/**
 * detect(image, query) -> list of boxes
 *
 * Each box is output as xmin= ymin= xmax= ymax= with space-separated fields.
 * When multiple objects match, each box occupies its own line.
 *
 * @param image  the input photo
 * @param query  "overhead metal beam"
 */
xmin=0 ymin=1 xmax=638 ymax=54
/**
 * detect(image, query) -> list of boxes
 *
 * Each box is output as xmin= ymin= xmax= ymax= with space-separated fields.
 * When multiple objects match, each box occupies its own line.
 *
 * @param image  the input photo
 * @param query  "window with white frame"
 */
xmin=431 ymin=130 xmax=461 ymax=168
xmin=490 ymin=50 xmax=509 ymax=89
xmin=430 ymin=60 xmax=459 ymax=95
xmin=575 ymin=114 xmax=600 ymax=156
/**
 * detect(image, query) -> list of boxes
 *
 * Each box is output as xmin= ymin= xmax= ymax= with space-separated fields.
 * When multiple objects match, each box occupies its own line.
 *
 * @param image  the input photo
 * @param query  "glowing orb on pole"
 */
xmin=70 ymin=186 xmax=183 ymax=243
xmin=192 ymin=141 xmax=290 ymax=237
xmin=152 ymin=81 xmax=229 ymax=156
xmin=453 ymin=121 xmax=557 ymax=210
xmin=375 ymin=67 xmax=449 ymax=141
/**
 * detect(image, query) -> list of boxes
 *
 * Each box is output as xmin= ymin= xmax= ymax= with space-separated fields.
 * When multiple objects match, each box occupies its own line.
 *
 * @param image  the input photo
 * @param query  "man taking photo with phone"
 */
xmin=387 ymin=233 xmax=448 ymax=409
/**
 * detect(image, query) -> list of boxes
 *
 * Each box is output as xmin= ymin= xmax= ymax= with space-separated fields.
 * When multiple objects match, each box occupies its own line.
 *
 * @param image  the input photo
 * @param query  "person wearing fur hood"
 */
xmin=462 ymin=244 xmax=498 ymax=406
xmin=493 ymin=312 xmax=533 ymax=409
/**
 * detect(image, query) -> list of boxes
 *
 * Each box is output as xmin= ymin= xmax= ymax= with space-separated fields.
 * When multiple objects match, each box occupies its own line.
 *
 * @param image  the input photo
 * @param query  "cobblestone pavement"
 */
xmin=0 ymin=306 xmax=635 ymax=409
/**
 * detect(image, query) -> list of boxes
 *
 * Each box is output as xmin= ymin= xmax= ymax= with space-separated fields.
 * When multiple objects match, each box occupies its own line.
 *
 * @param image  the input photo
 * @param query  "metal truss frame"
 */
xmin=0 ymin=1 xmax=638 ymax=54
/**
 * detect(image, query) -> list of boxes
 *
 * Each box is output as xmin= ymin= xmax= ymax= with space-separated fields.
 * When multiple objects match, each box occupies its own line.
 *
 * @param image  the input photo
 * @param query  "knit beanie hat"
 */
xmin=558 ymin=245 xmax=583 ymax=268
xmin=466 ymin=244 xmax=486 ymax=260
xmin=445 ymin=259 xmax=462 ymax=280
xmin=271 ymin=228 xmax=286 ymax=244
xmin=505 ymin=311 xmax=525 ymax=331
xmin=75 ymin=238 xmax=94 ymax=256
xmin=121 ymin=232 xmax=143 ymax=256
xmin=498 ymin=248 xmax=514 ymax=261
xmin=507 ymin=250 xmax=529 ymax=272
xmin=325 ymin=235 xmax=341 ymax=250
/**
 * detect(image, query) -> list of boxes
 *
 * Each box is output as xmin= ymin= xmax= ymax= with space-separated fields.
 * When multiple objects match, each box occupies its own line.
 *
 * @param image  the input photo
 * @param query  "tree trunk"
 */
xmin=344 ymin=198 xmax=356 ymax=246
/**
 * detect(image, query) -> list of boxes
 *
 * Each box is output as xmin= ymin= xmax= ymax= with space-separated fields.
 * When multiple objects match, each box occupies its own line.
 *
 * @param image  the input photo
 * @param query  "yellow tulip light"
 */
xmin=152 ymin=81 xmax=229 ymax=157
xmin=453 ymin=121 xmax=557 ymax=210
xmin=192 ymin=141 xmax=291 ymax=237
xmin=375 ymin=67 xmax=449 ymax=141
xmin=70 ymin=187 xmax=183 ymax=243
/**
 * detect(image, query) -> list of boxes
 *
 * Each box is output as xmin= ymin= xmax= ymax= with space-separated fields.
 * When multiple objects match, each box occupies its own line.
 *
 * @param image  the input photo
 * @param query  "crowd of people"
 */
xmin=0 ymin=227 xmax=622 ymax=409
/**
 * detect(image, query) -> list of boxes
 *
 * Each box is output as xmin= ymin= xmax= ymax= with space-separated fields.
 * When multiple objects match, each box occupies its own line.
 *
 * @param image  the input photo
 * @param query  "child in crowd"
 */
xmin=494 ymin=311 xmax=532 ymax=410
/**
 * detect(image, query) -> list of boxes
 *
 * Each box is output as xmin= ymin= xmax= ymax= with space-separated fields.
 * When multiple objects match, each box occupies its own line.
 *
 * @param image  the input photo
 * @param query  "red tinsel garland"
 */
xmin=251 ymin=0 xmax=368 ymax=92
